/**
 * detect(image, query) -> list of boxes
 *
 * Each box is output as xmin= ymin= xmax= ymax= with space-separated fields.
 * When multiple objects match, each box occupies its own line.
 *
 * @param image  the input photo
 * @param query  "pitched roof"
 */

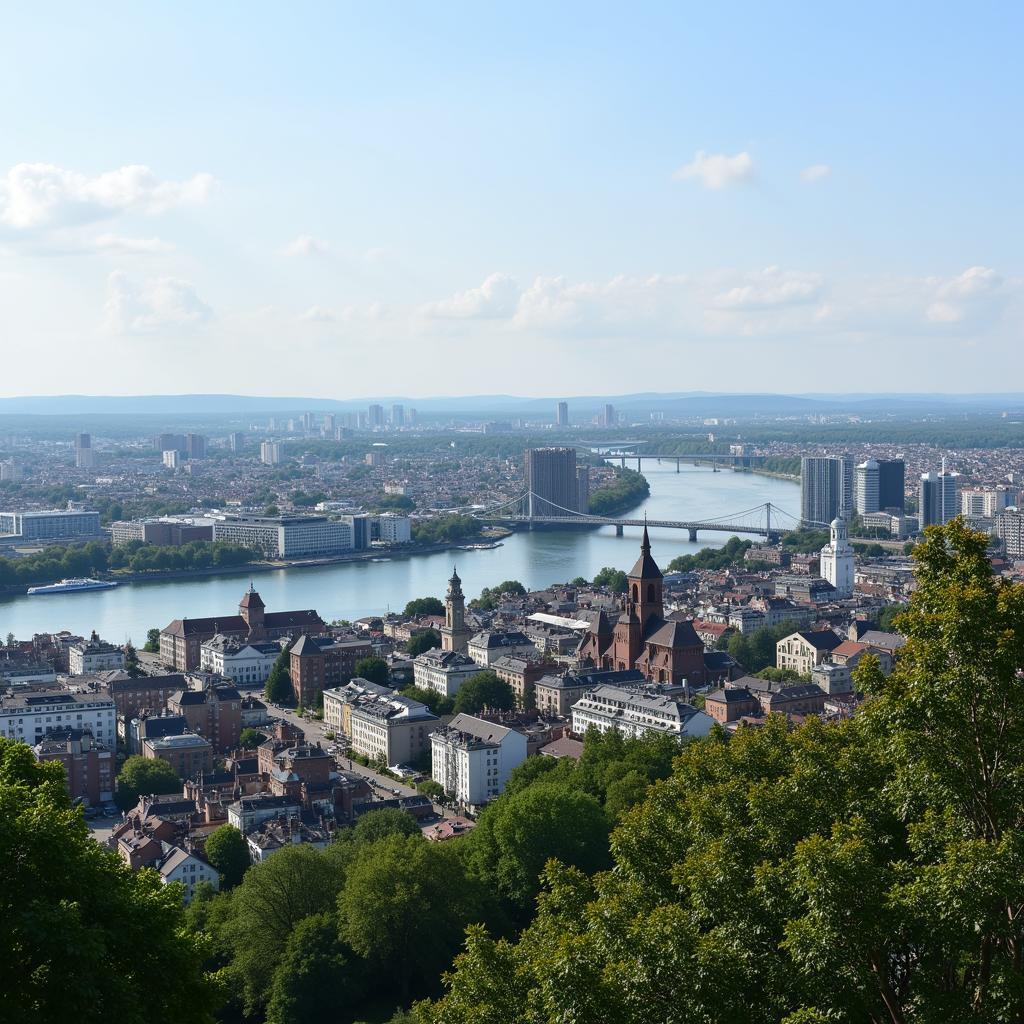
xmin=628 ymin=525 xmax=663 ymax=581
xmin=239 ymin=587 xmax=265 ymax=610
xmin=645 ymin=618 xmax=703 ymax=650
xmin=796 ymin=629 xmax=843 ymax=651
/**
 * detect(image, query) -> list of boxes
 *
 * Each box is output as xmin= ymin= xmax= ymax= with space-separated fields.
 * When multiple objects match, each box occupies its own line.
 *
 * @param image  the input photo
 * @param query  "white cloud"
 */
xmin=104 ymin=270 xmax=212 ymax=333
xmin=93 ymin=233 xmax=174 ymax=255
xmin=800 ymin=163 xmax=832 ymax=182
xmin=420 ymin=272 xmax=520 ymax=318
xmin=925 ymin=266 xmax=1003 ymax=324
xmin=284 ymin=234 xmax=330 ymax=257
xmin=712 ymin=267 xmax=824 ymax=310
xmin=673 ymin=150 xmax=754 ymax=189
xmin=300 ymin=305 xmax=336 ymax=322
xmin=0 ymin=163 xmax=216 ymax=229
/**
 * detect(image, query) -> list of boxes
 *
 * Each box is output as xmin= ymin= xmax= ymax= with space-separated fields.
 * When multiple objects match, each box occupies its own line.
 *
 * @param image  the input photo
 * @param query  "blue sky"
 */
xmin=0 ymin=3 xmax=1020 ymax=397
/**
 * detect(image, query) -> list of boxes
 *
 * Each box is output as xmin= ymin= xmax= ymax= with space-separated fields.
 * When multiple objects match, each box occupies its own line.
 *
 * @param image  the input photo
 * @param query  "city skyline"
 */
xmin=1 ymin=3 xmax=1021 ymax=398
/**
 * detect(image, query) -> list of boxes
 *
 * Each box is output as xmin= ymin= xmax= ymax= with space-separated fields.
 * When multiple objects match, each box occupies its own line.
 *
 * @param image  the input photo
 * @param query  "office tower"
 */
xmin=407 ymin=408 xmax=417 ymax=426
xmin=920 ymin=464 xmax=959 ymax=527
xmin=229 ymin=431 xmax=245 ymax=453
xmin=524 ymin=447 xmax=579 ymax=517
xmin=555 ymin=401 xmax=569 ymax=428
xmin=322 ymin=413 xmax=335 ymax=435
xmin=368 ymin=404 xmax=385 ymax=429
xmin=576 ymin=465 xmax=590 ymax=514
xmin=185 ymin=434 xmax=207 ymax=460
xmin=300 ymin=412 xmax=314 ymax=433
xmin=154 ymin=432 xmax=186 ymax=453
xmin=0 ymin=460 xmax=23 ymax=482
xmin=855 ymin=460 xmax=880 ymax=515
xmin=162 ymin=450 xmax=181 ymax=469
xmin=74 ymin=433 xmax=94 ymax=469
xmin=839 ymin=453 xmax=855 ymax=518
xmin=819 ymin=515 xmax=855 ymax=599
xmin=260 ymin=440 xmax=282 ymax=466
xmin=391 ymin=404 xmax=405 ymax=428
xmin=877 ymin=459 xmax=905 ymax=512
xmin=801 ymin=457 xmax=844 ymax=526
xmin=960 ymin=486 xmax=1012 ymax=519
xmin=602 ymin=403 xmax=615 ymax=428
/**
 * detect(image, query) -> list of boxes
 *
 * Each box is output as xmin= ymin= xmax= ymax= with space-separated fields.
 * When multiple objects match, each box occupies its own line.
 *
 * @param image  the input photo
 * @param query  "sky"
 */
xmin=0 ymin=3 xmax=1021 ymax=398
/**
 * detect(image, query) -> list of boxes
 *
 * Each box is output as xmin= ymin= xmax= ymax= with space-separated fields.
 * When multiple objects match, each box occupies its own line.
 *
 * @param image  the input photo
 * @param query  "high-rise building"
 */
xmin=602 ymin=404 xmax=615 ymax=428
xmin=229 ymin=431 xmax=245 ymax=453
xmin=525 ymin=447 xmax=579 ymax=517
xmin=877 ymin=459 xmax=905 ymax=512
xmin=260 ymin=441 xmax=282 ymax=466
xmin=75 ymin=433 xmax=94 ymax=469
xmin=555 ymin=401 xmax=569 ymax=428
xmin=996 ymin=508 xmax=1024 ymax=560
xmin=855 ymin=460 xmax=880 ymax=515
xmin=185 ymin=434 xmax=207 ymax=460
xmin=801 ymin=454 xmax=855 ymax=524
xmin=154 ymin=433 xmax=186 ymax=454
xmin=819 ymin=516 xmax=854 ymax=599
xmin=576 ymin=465 xmax=590 ymax=514
xmin=300 ymin=412 xmax=314 ymax=433
xmin=322 ymin=413 xmax=335 ymax=435
xmin=961 ymin=487 xmax=1012 ymax=519
xmin=920 ymin=465 xmax=959 ymax=527
xmin=390 ymin=404 xmax=404 ymax=428
xmin=162 ymin=450 xmax=181 ymax=470
xmin=0 ymin=460 xmax=22 ymax=482
xmin=368 ymin=404 xmax=385 ymax=429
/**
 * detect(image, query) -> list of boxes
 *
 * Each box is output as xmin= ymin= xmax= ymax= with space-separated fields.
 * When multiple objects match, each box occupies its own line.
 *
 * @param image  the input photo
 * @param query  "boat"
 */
xmin=461 ymin=541 xmax=504 ymax=550
xmin=27 ymin=578 xmax=119 ymax=596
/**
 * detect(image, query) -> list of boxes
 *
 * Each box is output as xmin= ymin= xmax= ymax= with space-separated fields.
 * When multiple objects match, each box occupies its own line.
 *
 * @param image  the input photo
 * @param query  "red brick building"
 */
xmin=33 ymin=728 xmax=114 ymax=806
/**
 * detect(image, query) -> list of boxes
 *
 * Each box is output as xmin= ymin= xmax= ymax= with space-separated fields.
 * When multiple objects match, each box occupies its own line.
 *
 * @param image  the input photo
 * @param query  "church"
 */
xmin=577 ymin=527 xmax=730 ymax=689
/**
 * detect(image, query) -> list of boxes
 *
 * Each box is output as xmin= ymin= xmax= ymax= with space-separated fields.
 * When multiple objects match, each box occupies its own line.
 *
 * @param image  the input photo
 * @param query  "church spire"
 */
xmin=641 ymin=516 xmax=651 ymax=556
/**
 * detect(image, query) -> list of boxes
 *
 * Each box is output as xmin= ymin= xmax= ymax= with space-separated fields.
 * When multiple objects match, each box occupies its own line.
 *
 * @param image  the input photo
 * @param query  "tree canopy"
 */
xmin=115 ymin=754 xmax=181 ymax=810
xmin=264 ymin=648 xmax=294 ymax=704
xmin=204 ymin=824 xmax=250 ymax=889
xmin=354 ymin=656 xmax=390 ymax=686
xmin=403 ymin=596 xmax=445 ymax=618
xmin=0 ymin=739 xmax=214 ymax=1023
xmin=407 ymin=629 xmax=442 ymax=657
xmin=452 ymin=671 xmax=515 ymax=714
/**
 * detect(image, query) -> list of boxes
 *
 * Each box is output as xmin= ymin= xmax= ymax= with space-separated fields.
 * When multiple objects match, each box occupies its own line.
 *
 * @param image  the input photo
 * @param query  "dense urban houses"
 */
xmin=430 ymin=713 xmax=529 ymax=808
xmin=167 ymin=680 xmax=242 ymax=754
xmin=142 ymin=732 xmax=214 ymax=776
xmin=159 ymin=586 xmax=326 ymax=670
xmin=321 ymin=678 xmax=395 ymax=738
xmin=100 ymin=673 xmax=187 ymax=719
xmin=492 ymin=655 xmax=548 ymax=709
xmin=33 ymin=728 xmax=114 ymax=806
xmin=571 ymin=684 xmax=716 ymax=740
xmin=577 ymin=528 xmax=723 ymax=689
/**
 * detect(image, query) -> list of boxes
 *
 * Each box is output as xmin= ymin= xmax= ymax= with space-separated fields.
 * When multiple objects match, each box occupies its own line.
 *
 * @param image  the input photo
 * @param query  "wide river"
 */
xmin=0 ymin=464 xmax=798 ymax=643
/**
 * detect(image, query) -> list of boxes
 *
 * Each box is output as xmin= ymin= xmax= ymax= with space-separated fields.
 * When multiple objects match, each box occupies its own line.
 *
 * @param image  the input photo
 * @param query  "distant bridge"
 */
xmin=440 ymin=491 xmax=817 ymax=542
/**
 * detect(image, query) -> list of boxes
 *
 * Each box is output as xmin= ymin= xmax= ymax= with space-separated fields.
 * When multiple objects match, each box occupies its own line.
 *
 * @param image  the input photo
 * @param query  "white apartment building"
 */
xmin=200 ymin=634 xmax=281 ymax=687
xmin=570 ymin=685 xmax=715 ymax=741
xmin=260 ymin=441 xmax=282 ymax=465
xmin=0 ymin=692 xmax=116 ymax=746
xmin=855 ymin=460 xmax=880 ymax=515
xmin=321 ymin=678 xmax=395 ymax=736
xmin=162 ymin=450 xmax=181 ymax=470
xmin=0 ymin=509 xmax=103 ymax=541
xmin=69 ymin=634 xmax=125 ymax=676
xmin=412 ymin=649 xmax=478 ymax=697
xmin=467 ymin=631 xmax=537 ymax=668
xmin=997 ymin=508 xmax=1024 ymax=560
xmin=961 ymin=487 xmax=1013 ymax=519
xmin=348 ymin=693 xmax=438 ymax=765
xmin=212 ymin=514 xmax=353 ymax=558
xmin=376 ymin=514 xmax=412 ymax=544
xmin=156 ymin=845 xmax=220 ymax=904
xmin=430 ymin=713 xmax=528 ymax=808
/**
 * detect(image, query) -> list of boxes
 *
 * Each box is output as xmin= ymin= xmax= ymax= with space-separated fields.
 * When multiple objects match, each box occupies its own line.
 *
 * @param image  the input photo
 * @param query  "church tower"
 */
xmin=239 ymin=584 xmax=266 ymax=640
xmin=820 ymin=517 xmax=855 ymax=599
xmin=440 ymin=567 xmax=472 ymax=653
xmin=626 ymin=524 xmax=664 ymax=629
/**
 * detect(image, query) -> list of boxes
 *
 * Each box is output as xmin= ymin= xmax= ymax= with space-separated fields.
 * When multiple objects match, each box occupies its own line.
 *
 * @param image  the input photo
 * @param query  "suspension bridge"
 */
xmin=445 ymin=492 xmax=814 ymax=542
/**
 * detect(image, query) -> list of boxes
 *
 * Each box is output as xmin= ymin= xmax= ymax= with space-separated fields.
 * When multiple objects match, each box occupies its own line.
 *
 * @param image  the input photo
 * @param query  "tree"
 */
xmin=239 ymin=727 xmax=266 ymax=748
xmin=0 ymin=739 xmax=215 ymax=1023
xmin=592 ymin=566 xmax=628 ymax=593
xmin=265 ymin=913 xmax=359 ymax=1024
xmin=354 ymin=657 xmax=389 ymax=686
xmin=465 ymin=781 xmax=610 ymax=913
xmin=204 ymin=824 xmax=251 ymax=889
xmin=264 ymin=648 xmax=294 ymax=704
xmin=569 ymin=576 xmax=589 ymax=587
xmin=123 ymin=641 xmax=143 ymax=677
xmin=453 ymin=671 xmax=515 ymax=715
xmin=407 ymin=629 xmax=441 ymax=657
xmin=403 ymin=596 xmax=445 ymax=617
xmin=338 ymin=834 xmax=487 ymax=997
xmin=399 ymin=684 xmax=454 ymax=716
xmin=115 ymin=754 xmax=181 ymax=810
xmin=143 ymin=627 xmax=161 ymax=653
xmin=351 ymin=807 xmax=420 ymax=844
xmin=471 ymin=580 xmax=527 ymax=611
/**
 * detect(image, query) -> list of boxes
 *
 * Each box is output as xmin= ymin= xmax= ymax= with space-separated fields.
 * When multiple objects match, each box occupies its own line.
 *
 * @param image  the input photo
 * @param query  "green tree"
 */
xmin=338 ymin=833 xmax=487 ymax=998
xmin=407 ymin=629 xmax=442 ymax=657
xmin=399 ymin=684 xmax=455 ymax=716
xmin=354 ymin=656 xmax=389 ymax=686
xmin=0 ymin=739 xmax=215 ymax=1023
xmin=204 ymin=824 xmax=251 ymax=889
xmin=453 ymin=671 xmax=515 ymax=714
xmin=143 ymin=627 xmax=161 ymax=653
xmin=264 ymin=648 xmax=294 ymax=704
xmin=403 ymin=596 xmax=445 ymax=617
xmin=265 ymin=913 xmax=360 ymax=1024
xmin=569 ymin=576 xmax=589 ymax=587
xmin=592 ymin=566 xmax=628 ymax=593
xmin=351 ymin=807 xmax=420 ymax=844
xmin=115 ymin=754 xmax=181 ymax=810
xmin=123 ymin=641 xmax=143 ymax=677
xmin=239 ymin=727 xmax=266 ymax=748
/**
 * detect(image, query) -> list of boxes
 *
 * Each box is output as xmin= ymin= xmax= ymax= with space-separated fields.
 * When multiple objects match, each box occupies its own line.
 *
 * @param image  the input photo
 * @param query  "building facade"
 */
xmin=571 ymin=685 xmax=715 ymax=741
xmin=0 ymin=692 xmax=116 ymax=747
xmin=819 ymin=517 xmax=855 ymax=599
xmin=412 ymin=648 xmax=478 ymax=697
xmin=524 ymin=447 xmax=580 ymax=517
xmin=430 ymin=713 xmax=528 ymax=808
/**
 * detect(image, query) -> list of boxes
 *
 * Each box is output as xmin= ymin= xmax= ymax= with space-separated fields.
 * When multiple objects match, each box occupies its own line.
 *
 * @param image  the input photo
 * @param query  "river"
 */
xmin=0 ymin=464 xmax=798 ymax=643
